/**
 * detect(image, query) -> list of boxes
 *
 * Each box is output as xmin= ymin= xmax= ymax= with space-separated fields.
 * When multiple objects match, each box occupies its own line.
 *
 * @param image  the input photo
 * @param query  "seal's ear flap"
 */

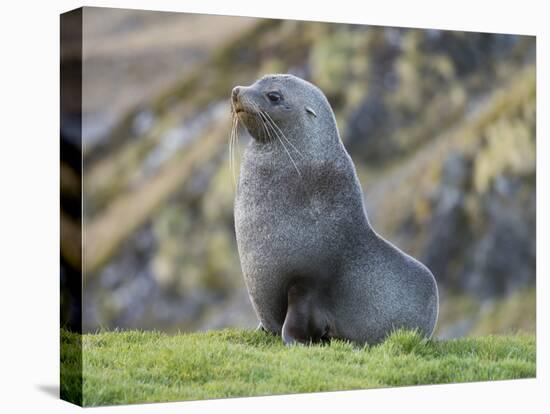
xmin=305 ymin=106 xmax=317 ymax=118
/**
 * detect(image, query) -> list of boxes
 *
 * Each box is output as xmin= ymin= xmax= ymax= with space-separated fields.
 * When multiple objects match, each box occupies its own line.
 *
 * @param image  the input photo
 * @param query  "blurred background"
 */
xmin=61 ymin=7 xmax=536 ymax=338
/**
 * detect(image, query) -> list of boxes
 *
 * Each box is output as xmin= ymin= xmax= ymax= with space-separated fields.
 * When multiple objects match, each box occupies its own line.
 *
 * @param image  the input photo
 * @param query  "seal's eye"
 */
xmin=266 ymin=91 xmax=282 ymax=103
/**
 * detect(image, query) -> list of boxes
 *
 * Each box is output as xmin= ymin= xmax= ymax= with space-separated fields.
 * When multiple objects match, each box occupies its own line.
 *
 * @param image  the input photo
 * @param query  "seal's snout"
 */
xmin=232 ymin=86 xmax=241 ymax=104
xmin=232 ymin=86 xmax=247 ymax=114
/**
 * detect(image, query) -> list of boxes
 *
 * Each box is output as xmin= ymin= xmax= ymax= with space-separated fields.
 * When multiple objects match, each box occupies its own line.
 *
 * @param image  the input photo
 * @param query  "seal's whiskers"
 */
xmin=229 ymin=115 xmax=238 ymax=187
xmin=249 ymin=101 xmax=271 ymax=143
xmin=228 ymin=115 xmax=235 ymax=183
xmin=268 ymin=119 xmax=302 ymax=178
xmin=260 ymin=110 xmax=305 ymax=160
xmin=243 ymin=98 xmax=268 ymax=143
xmin=241 ymin=97 xmax=302 ymax=178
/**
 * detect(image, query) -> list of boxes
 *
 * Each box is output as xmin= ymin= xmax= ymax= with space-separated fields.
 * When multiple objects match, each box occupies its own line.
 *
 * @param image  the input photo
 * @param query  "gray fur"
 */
xmin=232 ymin=74 xmax=439 ymax=345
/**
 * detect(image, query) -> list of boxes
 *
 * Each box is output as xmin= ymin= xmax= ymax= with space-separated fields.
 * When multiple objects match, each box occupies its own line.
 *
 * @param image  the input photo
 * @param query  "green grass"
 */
xmin=60 ymin=328 xmax=535 ymax=407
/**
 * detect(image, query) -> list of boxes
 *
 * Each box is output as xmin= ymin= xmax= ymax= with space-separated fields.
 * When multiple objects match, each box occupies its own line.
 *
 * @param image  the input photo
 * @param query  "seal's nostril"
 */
xmin=232 ymin=86 xmax=241 ymax=102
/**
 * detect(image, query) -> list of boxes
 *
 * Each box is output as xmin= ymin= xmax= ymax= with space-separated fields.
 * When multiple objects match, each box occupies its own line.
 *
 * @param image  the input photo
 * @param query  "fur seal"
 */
xmin=231 ymin=74 xmax=438 ymax=346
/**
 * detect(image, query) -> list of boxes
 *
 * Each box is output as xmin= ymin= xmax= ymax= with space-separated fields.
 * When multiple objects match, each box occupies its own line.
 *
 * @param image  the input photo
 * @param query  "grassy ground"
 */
xmin=61 ymin=328 xmax=535 ymax=407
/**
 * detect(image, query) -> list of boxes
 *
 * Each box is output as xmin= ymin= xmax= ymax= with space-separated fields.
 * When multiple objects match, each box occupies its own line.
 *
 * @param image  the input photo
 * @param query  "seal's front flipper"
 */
xmin=282 ymin=281 xmax=328 ymax=346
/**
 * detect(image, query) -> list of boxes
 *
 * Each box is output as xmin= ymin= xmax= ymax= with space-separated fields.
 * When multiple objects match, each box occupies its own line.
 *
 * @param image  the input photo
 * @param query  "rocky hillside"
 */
xmin=75 ymin=11 xmax=536 ymax=337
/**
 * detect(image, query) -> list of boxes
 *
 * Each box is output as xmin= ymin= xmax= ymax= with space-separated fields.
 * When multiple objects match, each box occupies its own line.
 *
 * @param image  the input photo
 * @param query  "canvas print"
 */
xmin=60 ymin=6 xmax=536 ymax=407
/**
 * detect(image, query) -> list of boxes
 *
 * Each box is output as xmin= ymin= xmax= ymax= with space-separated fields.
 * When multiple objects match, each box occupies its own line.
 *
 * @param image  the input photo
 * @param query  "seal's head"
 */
xmin=231 ymin=74 xmax=332 ymax=143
